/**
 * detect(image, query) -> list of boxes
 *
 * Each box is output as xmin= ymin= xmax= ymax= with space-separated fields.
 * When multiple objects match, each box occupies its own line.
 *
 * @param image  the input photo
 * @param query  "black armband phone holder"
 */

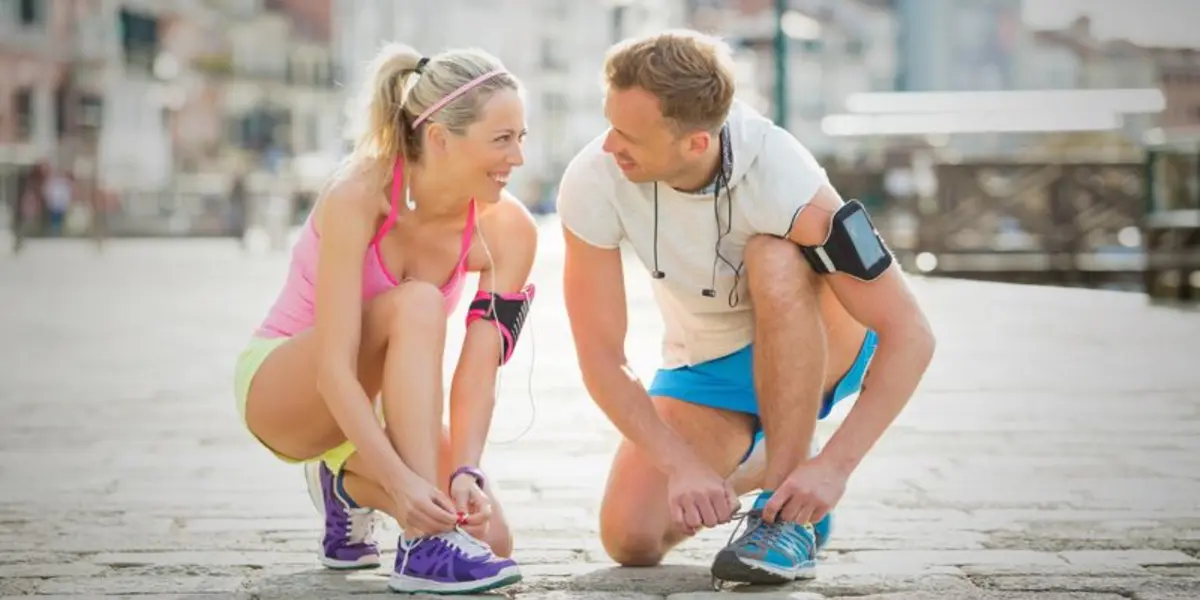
xmin=798 ymin=200 xmax=893 ymax=281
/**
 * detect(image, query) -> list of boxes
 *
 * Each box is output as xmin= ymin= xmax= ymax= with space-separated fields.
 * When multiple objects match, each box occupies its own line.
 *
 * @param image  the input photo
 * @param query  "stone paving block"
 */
xmin=511 ymin=548 xmax=589 ymax=564
xmin=0 ymin=597 xmax=249 ymax=600
xmin=180 ymin=517 xmax=320 ymax=533
xmin=822 ymin=531 xmax=990 ymax=551
xmin=974 ymin=575 xmax=1200 ymax=596
xmin=14 ymin=532 xmax=265 ymax=554
xmin=1060 ymin=550 xmax=1199 ymax=567
xmin=518 ymin=562 xmax=618 ymax=580
xmin=1133 ymin=593 xmax=1200 ymax=600
xmin=961 ymin=563 xmax=1153 ymax=578
xmin=828 ymin=592 xmax=1131 ymax=600
xmin=0 ymin=579 xmax=38 ymax=597
xmin=0 ymin=551 xmax=62 ymax=564
xmin=34 ymin=575 xmax=246 ymax=595
xmin=794 ymin=566 xmax=975 ymax=597
xmin=844 ymin=549 xmax=1067 ymax=568
xmin=518 ymin=593 xmax=666 ymax=600
xmin=1146 ymin=565 xmax=1200 ymax=577
xmin=89 ymin=550 xmax=318 ymax=567
xmin=241 ymin=565 xmax=408 ymax=598
xmin=521 ymin=564 xmax=719 ymax=595
xmin=0 ymin=562 xmax=106 ymax=578
xmin=668 ymin=592 xmax=825 ymax=600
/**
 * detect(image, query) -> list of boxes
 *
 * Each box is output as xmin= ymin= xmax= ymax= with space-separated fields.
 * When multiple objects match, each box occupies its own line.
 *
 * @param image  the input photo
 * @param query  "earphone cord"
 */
xmin=650 ymin=125 xmax=742 ymax=306
xmin=714 ymin=172 xmax=742 ymax=308
xmin=477 ymin=231 xmax=538 ymax=446
xmin=653 ymin=183 xmax=661 ymax=276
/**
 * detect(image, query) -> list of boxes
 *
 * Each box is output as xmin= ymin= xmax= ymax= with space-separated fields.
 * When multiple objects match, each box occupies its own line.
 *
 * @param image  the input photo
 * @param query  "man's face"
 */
xmin=601 ymin=86 xmax=692 ymax=184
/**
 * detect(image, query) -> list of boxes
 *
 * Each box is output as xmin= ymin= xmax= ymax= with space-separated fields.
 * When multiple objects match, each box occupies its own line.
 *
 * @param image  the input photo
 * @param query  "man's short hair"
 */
xmin=603 ymin=29 xmax=737 ymax=135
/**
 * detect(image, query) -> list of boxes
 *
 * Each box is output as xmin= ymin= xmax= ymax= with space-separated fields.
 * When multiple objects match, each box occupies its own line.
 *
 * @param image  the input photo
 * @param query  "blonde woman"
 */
xmin=232 ymin=43 xmax=537 ymax=595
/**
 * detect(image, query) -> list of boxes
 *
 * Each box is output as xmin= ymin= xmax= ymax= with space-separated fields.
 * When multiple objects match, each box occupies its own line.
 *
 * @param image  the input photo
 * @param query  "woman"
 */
xmin=232 ymin=42 xmax=537 ymax=595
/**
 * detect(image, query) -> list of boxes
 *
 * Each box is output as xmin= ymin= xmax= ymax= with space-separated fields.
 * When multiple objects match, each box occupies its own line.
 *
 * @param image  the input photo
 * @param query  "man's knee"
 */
xmin=600 ymin=522 xmax=667 ymax=567
xmin=744 ymin=234 xmax=820 ymax=307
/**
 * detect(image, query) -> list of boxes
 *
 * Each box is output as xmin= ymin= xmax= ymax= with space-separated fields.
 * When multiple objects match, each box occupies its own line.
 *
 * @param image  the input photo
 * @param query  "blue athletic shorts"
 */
xmin=648 ymin=330 xmax=879 ymax=455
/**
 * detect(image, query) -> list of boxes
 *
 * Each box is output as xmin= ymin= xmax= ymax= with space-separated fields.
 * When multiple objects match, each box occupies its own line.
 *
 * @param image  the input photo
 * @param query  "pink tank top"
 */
xmin=255 ymin=158 xmax=476 ymax=339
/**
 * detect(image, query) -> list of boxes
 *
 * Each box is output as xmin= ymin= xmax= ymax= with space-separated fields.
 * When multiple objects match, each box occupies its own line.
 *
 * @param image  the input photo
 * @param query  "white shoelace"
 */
xmin=396 ymin=526 xmax=493 ymax=576
xmin=346 ymin=507 xmax=377 ymax=545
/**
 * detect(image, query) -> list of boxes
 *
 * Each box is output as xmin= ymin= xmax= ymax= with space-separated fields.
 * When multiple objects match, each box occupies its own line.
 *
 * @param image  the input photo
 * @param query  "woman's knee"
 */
xmin=373 ymin=280 xmax=447 ymax=336
xmin=488 ymin=529 xmax=514 ymax=558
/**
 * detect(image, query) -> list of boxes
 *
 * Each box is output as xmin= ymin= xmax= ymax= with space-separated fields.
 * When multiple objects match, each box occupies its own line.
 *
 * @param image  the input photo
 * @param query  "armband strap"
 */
xmin=797 ymin=199 xmax=893 ymax=282
xmin=465 ymin=283 xmax=536 ymax=365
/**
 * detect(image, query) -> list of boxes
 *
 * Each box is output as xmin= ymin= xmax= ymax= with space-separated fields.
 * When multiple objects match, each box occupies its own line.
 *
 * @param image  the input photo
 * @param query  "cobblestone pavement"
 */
xmin=1 ymin=220 xmax=1198 ymax=599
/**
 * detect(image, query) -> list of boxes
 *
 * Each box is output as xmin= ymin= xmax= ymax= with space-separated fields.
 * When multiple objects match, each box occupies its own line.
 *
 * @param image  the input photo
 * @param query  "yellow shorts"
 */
xmin=232 ymin=335 xmax=358 ymax=474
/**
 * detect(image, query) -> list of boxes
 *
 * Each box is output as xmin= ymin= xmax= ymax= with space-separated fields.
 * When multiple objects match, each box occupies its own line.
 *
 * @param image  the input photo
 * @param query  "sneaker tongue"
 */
xmin=752 ymin=490 xmax=773 ymax=511
xmin=440 ymin=530 xmax=491 ymax=559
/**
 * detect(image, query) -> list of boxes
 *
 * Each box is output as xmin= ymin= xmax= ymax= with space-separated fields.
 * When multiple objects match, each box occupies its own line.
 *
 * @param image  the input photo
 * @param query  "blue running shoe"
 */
xmin=710 ymin=491 xmax=818 ymax=585
xmin=813 ymin=511 xmax=833 ymax=551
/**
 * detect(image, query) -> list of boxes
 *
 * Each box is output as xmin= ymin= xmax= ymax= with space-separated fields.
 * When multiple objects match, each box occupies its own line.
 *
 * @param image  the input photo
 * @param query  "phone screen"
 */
xmin=844 ymin=210 xmax=886 ymax=268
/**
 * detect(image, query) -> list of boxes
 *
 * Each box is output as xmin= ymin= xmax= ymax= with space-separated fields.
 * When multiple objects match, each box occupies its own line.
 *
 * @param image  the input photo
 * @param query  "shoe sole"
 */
xmin=320 ymin=553 xmax=382 ymax=570
xmin=388 ymin=567 xmax=522 ymax=595
xmin=710 ymin=549 xmax=815 ymax=585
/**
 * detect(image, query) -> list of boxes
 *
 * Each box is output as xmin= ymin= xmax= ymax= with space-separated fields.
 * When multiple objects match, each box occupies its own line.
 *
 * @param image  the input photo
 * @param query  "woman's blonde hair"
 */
xmin=345 ymin=43 xmax=519 ymax=164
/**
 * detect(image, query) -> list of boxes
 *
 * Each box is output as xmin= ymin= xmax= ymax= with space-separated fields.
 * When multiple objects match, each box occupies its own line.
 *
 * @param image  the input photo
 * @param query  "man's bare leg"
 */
xmin=709 ymin=234 xmax=866 ymax=584
xmin=598 ymin=397 xmax=756 ymax=567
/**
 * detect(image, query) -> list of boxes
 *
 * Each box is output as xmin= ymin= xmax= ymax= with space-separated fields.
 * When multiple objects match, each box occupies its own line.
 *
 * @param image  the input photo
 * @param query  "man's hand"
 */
xmin=761 ymin=455 xmax=848 ymax=526
xmin=666 ymin=457 xmax=740 ymax=535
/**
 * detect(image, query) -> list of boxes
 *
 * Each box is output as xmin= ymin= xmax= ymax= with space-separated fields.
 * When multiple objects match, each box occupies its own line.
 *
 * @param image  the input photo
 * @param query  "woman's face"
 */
xmin=438 ymin=88 xmax=527 ymax=204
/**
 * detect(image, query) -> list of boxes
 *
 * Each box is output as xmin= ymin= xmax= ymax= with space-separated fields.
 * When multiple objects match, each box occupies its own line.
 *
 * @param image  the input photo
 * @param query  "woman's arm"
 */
xmin=448 ymin=199 xmax=538 ymax=475
xmin=312 ymin=178 xmax=413 ymax=489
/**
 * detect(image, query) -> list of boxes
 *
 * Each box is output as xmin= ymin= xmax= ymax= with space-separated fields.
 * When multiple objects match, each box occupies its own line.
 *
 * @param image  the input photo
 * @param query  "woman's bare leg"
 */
xmin=341 ymin=441 xmax=515 ymax=557
xmin=376 ymin=281 xmax=445 ymax=537
xmin=244 ymin=281 xmax=512 ymax=552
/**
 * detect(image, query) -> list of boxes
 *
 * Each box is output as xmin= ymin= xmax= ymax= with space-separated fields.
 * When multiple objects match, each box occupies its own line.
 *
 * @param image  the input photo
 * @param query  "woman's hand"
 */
xmin=387 ymin=471 xmax=458 ymax=537
xmin=450 ymin=472 xmax=493 ymax=536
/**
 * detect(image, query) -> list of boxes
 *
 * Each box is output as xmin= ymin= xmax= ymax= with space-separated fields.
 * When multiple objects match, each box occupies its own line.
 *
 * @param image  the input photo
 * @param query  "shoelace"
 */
xmin=441 ymin=527 xmax=492 ymax=558
xmin=711 ymin=509 xmax=756 ymax=592
xmin=711 ymin=508 xmax=812 ymax=591
xmin=346 ymin=507 xmax=377 ymax=545
xmin=396 ymin=525 xmax=492 ymax=576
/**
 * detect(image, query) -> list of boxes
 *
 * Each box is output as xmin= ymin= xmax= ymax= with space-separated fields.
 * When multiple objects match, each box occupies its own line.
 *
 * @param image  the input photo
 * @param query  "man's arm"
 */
xmin=561 ymin=227 xmax=698 ymax=475
xmin=787 ymin=184 xmax=937 ymax=476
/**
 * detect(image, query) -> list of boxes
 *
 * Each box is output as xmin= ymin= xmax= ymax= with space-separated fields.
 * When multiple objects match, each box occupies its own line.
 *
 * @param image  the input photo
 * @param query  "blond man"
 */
xmin=556 ymin=30 xmax=936 ymax=584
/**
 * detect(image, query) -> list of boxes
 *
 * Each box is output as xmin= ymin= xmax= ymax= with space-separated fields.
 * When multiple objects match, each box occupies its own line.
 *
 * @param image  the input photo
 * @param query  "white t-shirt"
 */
xmin=557 ymin=100 xmax=830 ymax=369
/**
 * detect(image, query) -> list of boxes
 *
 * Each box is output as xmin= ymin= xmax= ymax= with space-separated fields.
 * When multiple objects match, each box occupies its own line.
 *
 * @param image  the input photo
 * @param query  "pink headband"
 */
xmin=412 ymin=69 xmax=507 ymax=128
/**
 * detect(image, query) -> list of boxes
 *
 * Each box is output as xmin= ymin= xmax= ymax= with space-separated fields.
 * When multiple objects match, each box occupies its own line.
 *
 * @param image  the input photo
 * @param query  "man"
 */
xmin=556 ymin=30 xmax=936 ymax=585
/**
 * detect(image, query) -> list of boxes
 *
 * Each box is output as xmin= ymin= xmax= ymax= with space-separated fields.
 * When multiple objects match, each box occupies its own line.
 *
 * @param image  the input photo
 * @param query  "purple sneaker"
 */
xmin=388 ymin=529 xmax=522 ymax=594
xmin=304 ymin=461 xmax=381 ymax=569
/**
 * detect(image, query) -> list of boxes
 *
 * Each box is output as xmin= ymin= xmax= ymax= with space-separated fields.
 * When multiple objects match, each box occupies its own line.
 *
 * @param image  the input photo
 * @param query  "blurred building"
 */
xmin=894 ymin=0 xmax=1025 ymax=93
xmin=193 ymin=0 xmax=343 ymax=194
xmin=2 ymin=0 xmax=343 ymax=198
xmin=1023 ymin=15 xmax=1200 ymax=149
xmin=686 ymin=0 xmax=899 ymax=157
xmin=334 ymin=0 xmax=686 ymax=210
xmin=1142 ymin=45 xmax=1200 ymax=137
xmin=0 ymin=0 xmax=105 ymax=177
